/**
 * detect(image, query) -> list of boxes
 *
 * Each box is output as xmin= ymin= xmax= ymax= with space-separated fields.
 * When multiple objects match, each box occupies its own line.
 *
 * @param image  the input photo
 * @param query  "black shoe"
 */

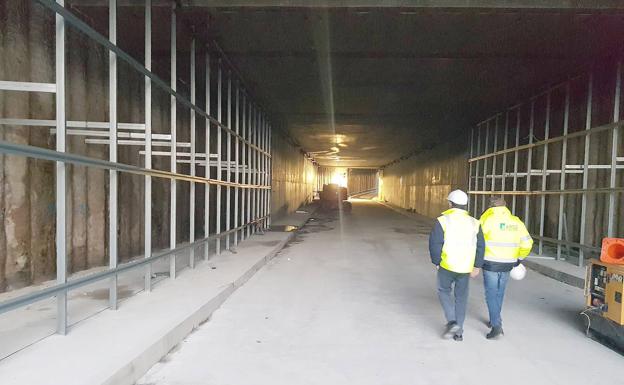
xmin=486 ymin=327 xmax=504 ymax=339
xmin=453 ymin=334 xmax=463 ymax=342
xmin=444 ymin=321 xmax=460 ymax=338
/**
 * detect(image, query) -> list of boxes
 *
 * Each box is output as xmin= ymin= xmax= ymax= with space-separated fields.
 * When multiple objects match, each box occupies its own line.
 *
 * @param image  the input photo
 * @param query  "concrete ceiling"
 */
xmin=75 ymin=2 xmax=624 ymax=167
xmin=204 ymin=7 xmax=624 ymax=166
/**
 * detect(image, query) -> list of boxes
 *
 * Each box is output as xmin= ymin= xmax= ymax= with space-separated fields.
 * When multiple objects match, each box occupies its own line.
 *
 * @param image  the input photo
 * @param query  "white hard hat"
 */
xmin=447 ymin=189 xmax=468 ymax=205
xmin=510 ymin=264 xmax=527 ymax=280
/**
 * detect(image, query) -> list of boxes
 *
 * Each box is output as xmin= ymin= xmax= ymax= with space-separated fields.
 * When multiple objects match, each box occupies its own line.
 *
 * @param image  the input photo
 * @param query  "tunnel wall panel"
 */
xmin=347 ymin=168 xmax=378 ymax=196
xmin=271 ymin=131 xmax=317 ymax=220
xmin=0 ymin=2 xmax=207 ymax=292
xmin=380 ymin=142 xmax=468 ymax=219
xmin=469 ymin=61 xmax=624 ymax=264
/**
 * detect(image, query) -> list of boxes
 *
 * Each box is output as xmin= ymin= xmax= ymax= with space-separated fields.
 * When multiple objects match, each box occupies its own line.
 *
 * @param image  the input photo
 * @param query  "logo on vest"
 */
xmin=499 ymin=223 xmax=519 ymax=231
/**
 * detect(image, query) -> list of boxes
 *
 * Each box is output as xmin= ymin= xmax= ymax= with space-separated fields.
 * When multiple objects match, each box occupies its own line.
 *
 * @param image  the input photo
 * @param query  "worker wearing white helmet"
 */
xmin=479 ymin=196 xmax=533 ymax=339
xmin=429 ymin=189 xmax=485 ymax=341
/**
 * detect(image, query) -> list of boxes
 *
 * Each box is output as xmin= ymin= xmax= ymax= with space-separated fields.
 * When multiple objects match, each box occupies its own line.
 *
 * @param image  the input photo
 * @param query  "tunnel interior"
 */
xmin=69 ymin=4 xmax=624 ymax=168
xmin=1 ymin=0 xmax=624 ymax=355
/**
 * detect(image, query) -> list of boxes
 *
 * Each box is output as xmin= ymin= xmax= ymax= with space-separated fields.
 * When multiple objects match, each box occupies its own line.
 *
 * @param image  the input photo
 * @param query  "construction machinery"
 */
xmin=319 ymin=183 xmax=352 ymax=212
xmin=583 ymin=238 xmax=624 ymax=351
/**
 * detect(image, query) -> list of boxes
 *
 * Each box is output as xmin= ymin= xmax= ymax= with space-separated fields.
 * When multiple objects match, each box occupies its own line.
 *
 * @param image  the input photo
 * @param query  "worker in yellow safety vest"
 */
xmin=479 ymin=196 xmax=533 ymax=339
xmin=429 ymin=189 xmax=485 ymax=341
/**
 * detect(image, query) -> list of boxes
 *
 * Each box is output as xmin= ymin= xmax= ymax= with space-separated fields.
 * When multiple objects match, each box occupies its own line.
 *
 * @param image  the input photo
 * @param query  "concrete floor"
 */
xmin=138 ymin=200 xmax=622 ymax=385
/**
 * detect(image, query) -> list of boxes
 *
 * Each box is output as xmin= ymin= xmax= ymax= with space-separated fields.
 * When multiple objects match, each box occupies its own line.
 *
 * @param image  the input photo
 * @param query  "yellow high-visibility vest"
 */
xmin=479 ymin=206 xmax=533 ymax=263
xmin=437 ymin=208 xmax=481 ymax=274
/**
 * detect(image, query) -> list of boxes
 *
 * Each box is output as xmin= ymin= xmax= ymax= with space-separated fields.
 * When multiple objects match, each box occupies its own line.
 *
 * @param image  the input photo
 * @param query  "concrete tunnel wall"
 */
xmin=347 ymin=168 xmax=378 ymax=196
xmin=270 ymin=130 xmax=317 ymax=219
xmin=379 ymin=59 xmax=624 ymax=257
xmin=0 ymin=2 xmax=317 ymax=293
xmin=379 ymin=141 xmax=468 ymax=219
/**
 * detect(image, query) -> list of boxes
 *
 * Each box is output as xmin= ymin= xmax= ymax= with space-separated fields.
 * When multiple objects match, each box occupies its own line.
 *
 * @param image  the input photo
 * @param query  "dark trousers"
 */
xmin=437 ymin=267 xmax=470 ymax=333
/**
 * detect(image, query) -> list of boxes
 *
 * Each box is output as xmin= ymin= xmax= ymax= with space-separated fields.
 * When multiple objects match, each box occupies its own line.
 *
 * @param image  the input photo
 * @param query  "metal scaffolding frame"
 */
xmin=468 ymin=64 xmax=624 ymax=267
xmin=0 ymin=0 xmax=273 ymax=334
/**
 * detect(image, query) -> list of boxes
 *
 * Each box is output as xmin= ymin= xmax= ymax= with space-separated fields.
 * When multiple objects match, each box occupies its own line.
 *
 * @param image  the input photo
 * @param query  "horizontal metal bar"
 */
xmin=85 ymin=139 xmax=191 ymax=147
xmin=0 ymin=118 xmax=145 ymax=130
xmin=469 ymin=187 xmax=624 ymax=196
xmin=35 ymin=0 xmax=271 ymax=159
xmin=475 ymin=74 xmax=584 ymax=126
xmin=532 ymin=235 xmax=601 ymax=252
xmin=0 ymin=214 xmax=270 ymax=315
xmin=0 ymin=140 xmax=270 ymax=189
xmin=141 ymin=151 xmax=217 ymax=159
xmin=565 ymin=164 xmax=624 ymax=169
xmin=479 ymin=170 xmax=584 ymax=178
xmin=51 ymin=129 xmax=169 ymax=140
xmin=469 ymin=120 xmax=623 ymax=163
xmin=0 ymin=80 xmax=56 ymax=93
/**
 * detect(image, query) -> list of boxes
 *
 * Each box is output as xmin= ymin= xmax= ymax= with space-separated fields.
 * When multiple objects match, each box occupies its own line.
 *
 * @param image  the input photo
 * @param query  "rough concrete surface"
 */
xmin=139 ymin=200 xmax=622 ymax=385
xmin=0 ymin=225 xmax=306 ymax=385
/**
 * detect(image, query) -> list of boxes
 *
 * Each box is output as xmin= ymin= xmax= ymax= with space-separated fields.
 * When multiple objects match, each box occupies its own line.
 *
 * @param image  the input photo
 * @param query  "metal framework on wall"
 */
xmin=468 ymin=62 xmax=624 ymax=267
xmin=0 ymin=0 xmax=272 ymax=334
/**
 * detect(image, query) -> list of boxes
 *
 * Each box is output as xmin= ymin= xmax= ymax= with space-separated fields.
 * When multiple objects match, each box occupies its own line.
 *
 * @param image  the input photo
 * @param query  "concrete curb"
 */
xmin=523 ymin=259 xmax=585 ymax=289
xmin=104 ymin=232 xmax=297 ymax=385
xmin=375 ymin=200 xmax=435 ymax=226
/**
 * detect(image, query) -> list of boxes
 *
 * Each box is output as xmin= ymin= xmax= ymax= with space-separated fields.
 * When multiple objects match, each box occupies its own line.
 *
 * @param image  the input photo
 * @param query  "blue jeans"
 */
xmin=483 ymin=270 xmax=510 ymax=328
xmin=437 ymin=268 xmax=470 ymax=334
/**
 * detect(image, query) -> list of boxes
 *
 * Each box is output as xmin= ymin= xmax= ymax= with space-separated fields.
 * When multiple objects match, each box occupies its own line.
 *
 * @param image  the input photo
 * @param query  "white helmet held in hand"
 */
xmin=510 ymin=264 xmax=527 ymax=280
xmin=447 ymin=189 xmax=468 ymax=206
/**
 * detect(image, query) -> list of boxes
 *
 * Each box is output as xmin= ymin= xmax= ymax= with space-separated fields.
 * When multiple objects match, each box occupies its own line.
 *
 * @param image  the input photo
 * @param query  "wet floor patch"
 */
xmin=86 ymin=285 xmax=135 ymax=300
xmin=297 ymin=216 xmax=336 ymax=233
xmin=258 ymin=240 xmax=281 ymax=247
xmin=392 ymin=226 xmax=431 ymax=235
xmin=269 ymin=225 xmax=299 ymax=232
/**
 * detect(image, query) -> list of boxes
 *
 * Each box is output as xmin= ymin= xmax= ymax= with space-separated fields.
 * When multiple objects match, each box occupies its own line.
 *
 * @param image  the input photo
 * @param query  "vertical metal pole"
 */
xmin=474 ymin=124 xmax=481 ymax=215
xmin=262 ymin=117 xmax=267 ymax=228
xmin=501 ymin=111 xmax=509 ymax=192
xmin=265 ymin=121 xmax=270 ymax=227
xmin=267 ymin=122 xmax=270 ymax=226
xmin=204 ymin=51 xmax=210 ymax=260
xmin=524 ymin=100 xmax=535 ymax=226
xmin=169 ymin=4 xmax=177 ymax=278
xmin=579 ymin=73 xmax=593 ymax=266
xmin=468 ymin=128 xmax=474 ymax=214
xmin=189 ymin=37 xmax=196 ymax=268
xmin=225 ymin=73 xmax=232 ymax=249
xmin=216 ymin=62 xmax=222 ymax=255
xmin=143 ymin=0 xmax=152 ymax=291
xmin=55 ymin=0 xmax=67 ymax=335
xmin=538 ymin=92 xmax=551 ymax=255
xmin=259 ymin=114 xmax=264 ymax=229
xmin=234 ymin=81 xmax=240 ymax=246
xmin=241 ymin=92 xmax=246 ymax=240
xmin=557 ymin=82 xmax=570 ymax=260
xmin=512 ymin=108 xmax=521 ymax=214
xmin=255 ymin=110 xmax=261 ymax=231
xmin=608 ymin=62 xmax=621 ymax=237
xmin=247 ymin=101 xmax=252 ymax=238
xmin=491 ymin=115 xmax=499 ymax=193
xmin=108 ymin=0 xmax=118 ymax=310
xmin=251 ymin=106 xmax=256 ymax=235
xmin=481 ymin=121 xmax=489 ymax=211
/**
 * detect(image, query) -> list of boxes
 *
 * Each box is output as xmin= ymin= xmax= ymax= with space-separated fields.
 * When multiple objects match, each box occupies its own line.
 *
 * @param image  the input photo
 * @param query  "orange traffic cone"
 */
xmin=600 ymin=238 xmax=624 ymax=265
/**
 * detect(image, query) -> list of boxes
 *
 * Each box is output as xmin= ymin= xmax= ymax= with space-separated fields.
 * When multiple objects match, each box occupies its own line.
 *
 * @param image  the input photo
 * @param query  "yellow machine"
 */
xmin=584 ymin=259 xmax=624 ymax=351
xmin=585 ymin=259 xmax=624 ymax=326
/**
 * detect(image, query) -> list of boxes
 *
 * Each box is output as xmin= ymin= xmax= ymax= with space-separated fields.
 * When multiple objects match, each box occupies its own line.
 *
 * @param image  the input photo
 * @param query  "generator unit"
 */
xmin=584 ymin=258 xmax=624 ymax=351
